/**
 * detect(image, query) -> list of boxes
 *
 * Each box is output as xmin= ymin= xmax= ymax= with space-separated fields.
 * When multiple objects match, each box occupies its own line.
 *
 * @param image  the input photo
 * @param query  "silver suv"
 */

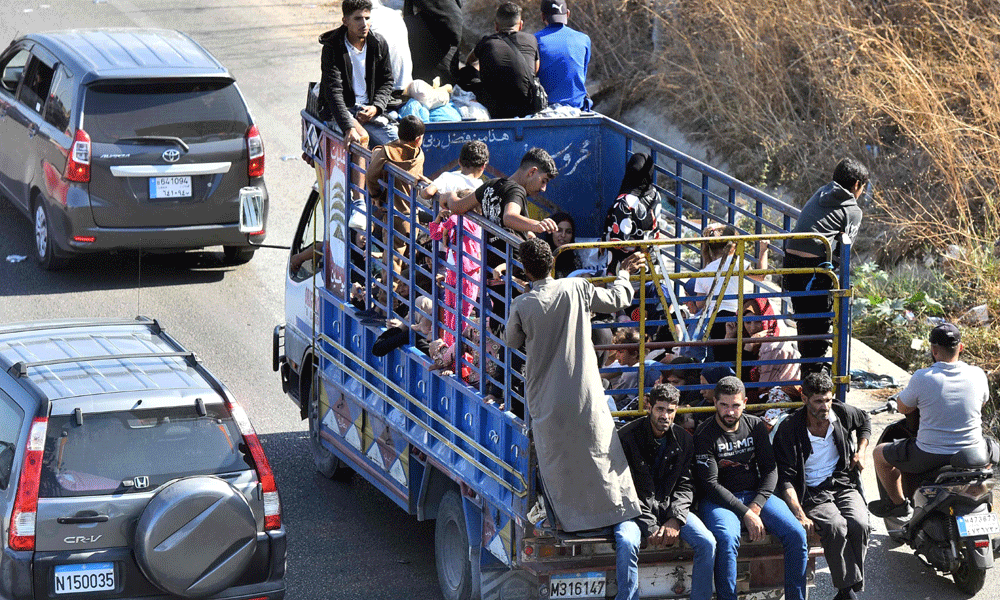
xmin=0 ymin=29 xmax=269 ymax=269
xmin=0 ymin=317 xmax=286 ymax=600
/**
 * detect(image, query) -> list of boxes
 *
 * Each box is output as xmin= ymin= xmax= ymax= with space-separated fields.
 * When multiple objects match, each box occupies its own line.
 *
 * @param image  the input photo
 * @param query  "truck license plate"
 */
xmin=550 ymin=572 xmax=606 ymax=598
xmin=53 ymin=562 xmax=115 ymax=594
xmin=149 ymin=176 xmax=192 ymax=199
xmin=956 ymin=513 xmax=1000 ymax=537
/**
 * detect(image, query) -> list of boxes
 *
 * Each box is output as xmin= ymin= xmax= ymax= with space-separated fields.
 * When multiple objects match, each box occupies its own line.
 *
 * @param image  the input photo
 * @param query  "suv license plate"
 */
xmin=149 ymin=176 xmax=192 ymax=199
xmin=550 ymin=572 xmax=606 ymax=599
xmin=956 ymin=513 xmax=1000 ymax=537
xmin=54 ymin=562 xmax=115 ymax=594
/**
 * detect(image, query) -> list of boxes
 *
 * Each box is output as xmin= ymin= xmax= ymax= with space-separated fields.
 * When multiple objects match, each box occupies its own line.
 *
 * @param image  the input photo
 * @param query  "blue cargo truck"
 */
xmin=275 ymin=108 xmax=852 ymax=599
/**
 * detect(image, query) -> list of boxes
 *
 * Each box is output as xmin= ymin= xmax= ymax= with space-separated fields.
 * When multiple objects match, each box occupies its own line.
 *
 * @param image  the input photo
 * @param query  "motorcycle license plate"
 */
xmin=956 ymin=513 xmax=1000 ymax=537
xmin=550 ymin=572 xmax=606 ymax=598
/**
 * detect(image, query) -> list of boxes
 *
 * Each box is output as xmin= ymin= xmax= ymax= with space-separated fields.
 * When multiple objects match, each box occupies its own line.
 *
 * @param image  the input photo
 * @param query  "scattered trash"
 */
xmin=959 ymin=304 xmax=990 ymax=326
xmin=925 ymin=316 xmax=945 ymax=327
xmin=910 ymin=337 xmax=925 ymax=351
xmin=6 ymin=255 xmax=27 ymax=263
xmin=944 ymin=244 xmax=965 ymax=261
xmin=850 ymin=369 xmax=899 ymax=389
xmin=281 ymin=155 xmax=297 ymax=161
xmin=903 ymin=309 xmax=915 ymax=321
xmin=23 ymin=8 xmax=33 ymax=12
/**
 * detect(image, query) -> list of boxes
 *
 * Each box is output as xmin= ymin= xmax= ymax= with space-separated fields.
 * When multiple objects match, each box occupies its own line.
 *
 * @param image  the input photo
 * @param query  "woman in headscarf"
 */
xmin=604 ymin=153 xmax=662 ymax=272
xmin=541 ymin=212 xmax=582 ymax=278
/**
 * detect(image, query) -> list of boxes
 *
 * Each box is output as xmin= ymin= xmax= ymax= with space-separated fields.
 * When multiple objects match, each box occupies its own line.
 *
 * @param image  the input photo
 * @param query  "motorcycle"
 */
xmin=871 ymin=399 xmax=999 ymax=594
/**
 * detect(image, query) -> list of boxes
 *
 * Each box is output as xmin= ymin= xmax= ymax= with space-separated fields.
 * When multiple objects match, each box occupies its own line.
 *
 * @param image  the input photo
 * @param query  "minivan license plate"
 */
xmin=149 ymin=176 xmax=192 ymax=199
xmin=550 ymin=572 xmax=606 ymax=598
xmin=956 ymin=513 xmax=1000 ymax=537
xmin=54 ymin=562 xmax=115 ymax=594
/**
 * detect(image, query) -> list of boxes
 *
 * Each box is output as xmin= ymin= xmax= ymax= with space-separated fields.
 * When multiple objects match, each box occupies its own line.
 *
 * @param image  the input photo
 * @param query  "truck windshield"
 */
xmin=39 ymin=404 xmax=250 ymax=497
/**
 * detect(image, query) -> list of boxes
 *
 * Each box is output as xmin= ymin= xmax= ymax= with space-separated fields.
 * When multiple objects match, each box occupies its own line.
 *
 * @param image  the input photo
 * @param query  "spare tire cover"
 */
xmin=134 ymin=476 xmax=258 ymax=598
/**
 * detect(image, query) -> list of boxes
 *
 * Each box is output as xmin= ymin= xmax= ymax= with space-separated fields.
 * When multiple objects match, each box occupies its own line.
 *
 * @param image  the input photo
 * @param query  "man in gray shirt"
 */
xmin=870 ymin=323 xmax=989 ymax=517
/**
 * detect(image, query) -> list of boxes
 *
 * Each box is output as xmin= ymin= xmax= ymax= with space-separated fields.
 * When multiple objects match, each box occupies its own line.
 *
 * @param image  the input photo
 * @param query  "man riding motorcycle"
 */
xmin=870 ymin=322 xmax=990 ymax=519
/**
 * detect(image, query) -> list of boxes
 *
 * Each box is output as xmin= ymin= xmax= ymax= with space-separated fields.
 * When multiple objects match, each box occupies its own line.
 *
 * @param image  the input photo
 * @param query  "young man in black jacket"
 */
xmin=319 ymin=0 xmax=396 ymax=147
xmin=618 ymin=383 xmax=715 ymax=600
xmin=782 ymin=158 xmax=868 ymax=374
xmin=695 ymin=376 xmax=808 ymax=600
xmin=774 ymin=373 xmax=871 ymax=600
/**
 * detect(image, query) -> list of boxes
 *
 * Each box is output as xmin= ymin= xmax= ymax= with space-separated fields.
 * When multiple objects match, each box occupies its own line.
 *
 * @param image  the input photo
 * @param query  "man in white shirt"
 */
xmin=773 ymin=373 xmax=872 ymax=600
xmin=871 ymin=322 xmax=989 ymax=518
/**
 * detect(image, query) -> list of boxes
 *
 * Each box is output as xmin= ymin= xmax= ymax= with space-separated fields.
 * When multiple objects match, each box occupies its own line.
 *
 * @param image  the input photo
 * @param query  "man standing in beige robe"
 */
xmin=506 ymin=237 xmax=646 ymax=599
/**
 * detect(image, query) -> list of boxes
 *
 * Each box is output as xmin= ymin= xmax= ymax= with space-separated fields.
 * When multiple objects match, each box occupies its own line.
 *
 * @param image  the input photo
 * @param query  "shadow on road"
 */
xmin=0 ymin=200 xmax=239 ymax=296
xmin=258 ymin=431 xmax=441 ymax=600
xmin=864 ymin=533 xmax=989 ymax=599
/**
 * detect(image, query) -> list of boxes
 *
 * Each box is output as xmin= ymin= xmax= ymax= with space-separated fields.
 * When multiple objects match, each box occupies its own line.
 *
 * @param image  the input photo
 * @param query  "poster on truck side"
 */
xmin=324 ymin=134 xmax=348 ymax=300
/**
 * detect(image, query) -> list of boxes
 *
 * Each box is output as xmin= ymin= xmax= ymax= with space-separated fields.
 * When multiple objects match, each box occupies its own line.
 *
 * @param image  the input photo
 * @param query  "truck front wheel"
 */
xmin=435 ymin=490 xmax=479 ymax=600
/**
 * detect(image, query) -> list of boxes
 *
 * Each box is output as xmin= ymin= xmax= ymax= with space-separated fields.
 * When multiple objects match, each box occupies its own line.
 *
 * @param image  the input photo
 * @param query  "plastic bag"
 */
xmin=450 ymin=85 xmax=491 ymax=121
xmin=427 ymin=102 xmax=462 ymax=123
xmin=407 ymin=78 xmax=451 ymax=110
xmin=398 ymin=98 xmax=430 ymax=122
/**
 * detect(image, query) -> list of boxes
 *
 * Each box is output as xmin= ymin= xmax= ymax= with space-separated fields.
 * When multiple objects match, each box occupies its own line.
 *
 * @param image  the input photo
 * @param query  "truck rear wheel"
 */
xmin=307 ymin=378 xmax=346 ymax=478
xmin=435 ymin=490 xmax=479 ymax=600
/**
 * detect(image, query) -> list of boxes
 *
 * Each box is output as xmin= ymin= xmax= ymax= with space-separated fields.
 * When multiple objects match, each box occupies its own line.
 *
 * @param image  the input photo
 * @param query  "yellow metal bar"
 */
xmin=637 ymin=267 xmax=647 ymax=412
xmin=613 ymin=401 xmax=804 ymax=419
xmin=646 ymin=249 xmax=682 ymax=343
xmin=317 ymin=334 xmax=529 ymax=497
xmin=701 ymin=249 xmax=737 ymax=345
xmin=735 ymin=240 xmax=745 ymax=377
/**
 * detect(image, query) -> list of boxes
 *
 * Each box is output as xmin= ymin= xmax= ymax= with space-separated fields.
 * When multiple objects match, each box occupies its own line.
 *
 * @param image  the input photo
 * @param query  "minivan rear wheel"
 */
xmin=223 ymin=245 xmax=255 ymax=264
xmin=34 ymin=200 xmax=65 ymax=270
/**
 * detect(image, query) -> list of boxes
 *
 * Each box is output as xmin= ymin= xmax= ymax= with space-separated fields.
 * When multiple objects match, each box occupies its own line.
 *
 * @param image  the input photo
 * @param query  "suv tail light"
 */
xmin=9 ymin=418 xmax=48 ymax=551
xmin=65 ymin=129 xmax=91 ymax=183
xmin=226 ymin=399 xmax=280 ymax=530
xmin=246 ymin=125 xmax=264 ymax=178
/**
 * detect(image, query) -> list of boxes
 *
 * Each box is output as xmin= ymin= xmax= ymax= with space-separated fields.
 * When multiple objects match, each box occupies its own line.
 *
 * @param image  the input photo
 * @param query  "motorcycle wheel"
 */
xmin=952 ymin=561 xmax=987 ymax=595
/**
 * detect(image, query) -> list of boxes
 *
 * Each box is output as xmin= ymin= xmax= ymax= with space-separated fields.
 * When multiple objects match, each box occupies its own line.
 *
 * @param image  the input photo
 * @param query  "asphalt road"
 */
xmin=0 ymin=2 xmax=997 ymax=599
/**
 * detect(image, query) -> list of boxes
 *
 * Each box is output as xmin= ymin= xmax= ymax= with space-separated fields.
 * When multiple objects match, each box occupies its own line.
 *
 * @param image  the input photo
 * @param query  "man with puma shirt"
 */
xmin=694 ymin=376 xmax=808 ymax=600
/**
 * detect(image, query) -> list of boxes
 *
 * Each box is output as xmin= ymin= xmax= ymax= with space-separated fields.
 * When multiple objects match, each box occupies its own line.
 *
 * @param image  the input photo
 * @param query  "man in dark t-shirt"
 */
xmin=446 ymin=147 xmax=559 ymax=271
xmin=466 ymin=2 xmax=540 ymax=118
xmin=694 ymin=376 xmax=808 ymax=600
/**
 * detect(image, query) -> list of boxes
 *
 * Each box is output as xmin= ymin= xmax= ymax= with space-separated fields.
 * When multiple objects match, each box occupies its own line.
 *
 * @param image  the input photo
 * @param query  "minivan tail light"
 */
xmin=9 ymin=418 xmax=48 ymax=551
xmin=65 ymin=129 xmax=91 ymax=183
xmin=226 ymin=399 xmax=280 ymax=530
xmin=246 ymin=125 xmax=264 ymax=178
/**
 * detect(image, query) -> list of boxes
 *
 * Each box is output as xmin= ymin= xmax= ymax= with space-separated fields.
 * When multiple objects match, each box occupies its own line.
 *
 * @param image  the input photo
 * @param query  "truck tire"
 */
xmin=952 ymin=561 xmax=988 ymax=595
xmin=134 ymin=477 xmax=257 ymax=598
xmin=308 ymin=378 xmax=346 ymax=478
xmin=435 ymin=490 xmax=479 ymax=600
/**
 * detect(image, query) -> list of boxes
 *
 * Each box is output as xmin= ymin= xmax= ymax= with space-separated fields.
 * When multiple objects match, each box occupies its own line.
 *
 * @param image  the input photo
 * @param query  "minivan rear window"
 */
xmin=39 ymin=404 xmax=250 ymax=497
xmin=83 ymin=80 xmax=250 ymax=144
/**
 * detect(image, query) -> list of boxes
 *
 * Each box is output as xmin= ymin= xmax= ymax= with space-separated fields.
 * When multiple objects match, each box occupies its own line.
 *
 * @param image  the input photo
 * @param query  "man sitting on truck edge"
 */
xmin=773 ymin=372 xmax=871 ymax=600
xmin=782 ymin=158 xmax=868 ymax=375
xmin=695 ymin=376 xmax=808 ymax=600
xmin=505 ymin=238 xmax=646 ymax=600
xmin=618 ymin=383 xmax=716 ymax=600
xmin=535 ymin=0 xmax=592 ymax=109
xmin=870 ymin=322 xmax=989 ymax=519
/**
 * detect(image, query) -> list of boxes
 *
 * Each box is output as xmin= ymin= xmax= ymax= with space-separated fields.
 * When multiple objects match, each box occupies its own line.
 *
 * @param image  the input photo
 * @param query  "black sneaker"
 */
xmin=868 ymin=498 xmax=912 ymax=519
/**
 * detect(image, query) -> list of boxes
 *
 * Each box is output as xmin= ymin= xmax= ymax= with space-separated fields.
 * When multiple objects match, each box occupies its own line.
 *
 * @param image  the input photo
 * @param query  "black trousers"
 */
xmin=782 ymin=253 xmax=834 ymax=373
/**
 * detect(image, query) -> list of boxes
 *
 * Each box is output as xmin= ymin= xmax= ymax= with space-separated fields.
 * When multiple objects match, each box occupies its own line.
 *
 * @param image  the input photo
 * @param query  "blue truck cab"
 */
xmin=274 ymin=109 xmax=852 ymax=599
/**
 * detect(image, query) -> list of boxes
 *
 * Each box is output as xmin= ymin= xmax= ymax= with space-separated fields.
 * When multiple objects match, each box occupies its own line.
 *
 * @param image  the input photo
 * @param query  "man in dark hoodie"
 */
xmin=618 ymin=383 xmax=715 ymax=600
xmin=773 ymin=372 xmax=871 ymax=600
xmin=783 ymin=158 xmax=868 ymax=374
xmin=319 ymin=0 xmax=396 ymax=148
xmin=403 ymin=0 xmax=464 ymax=85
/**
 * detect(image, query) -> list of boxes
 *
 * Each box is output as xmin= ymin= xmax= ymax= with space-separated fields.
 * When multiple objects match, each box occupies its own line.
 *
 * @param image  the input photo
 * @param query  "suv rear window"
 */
xmin=83 ymin=80 xmax=250 ymax=144
xmin=39 ymin=404 xmax=250 ymax=498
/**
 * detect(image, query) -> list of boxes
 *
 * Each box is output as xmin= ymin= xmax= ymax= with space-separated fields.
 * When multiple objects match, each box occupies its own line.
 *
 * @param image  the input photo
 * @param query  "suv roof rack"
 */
xmin=7 ymin=351 xmax=196 ymax=379
xmin=0 ymin=316 xmax=161 ymax=338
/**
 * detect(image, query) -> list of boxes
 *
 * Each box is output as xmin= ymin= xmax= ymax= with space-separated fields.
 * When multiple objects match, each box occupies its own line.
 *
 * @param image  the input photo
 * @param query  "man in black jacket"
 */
xmin=783 ymin=158 xmax=868 ymax=374
xmin=773 ymin=373 xmax=871 ymax=600
xmin=319 ymin=0 xmax=396 ymax=147
xmin=619 ymin=383 xmax=715 ymax=600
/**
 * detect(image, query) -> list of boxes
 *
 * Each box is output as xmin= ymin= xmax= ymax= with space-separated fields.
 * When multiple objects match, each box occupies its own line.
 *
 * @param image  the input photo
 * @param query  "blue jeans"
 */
xmin=699 ymin=492 xmax=807 ymax=600
xmin=353 ymin=106 xmax=398 ymax=147
xmin=615 ymin=520 xmax=641 ymax=600
xmin=614 ymin=516 xmax=716 ymax=600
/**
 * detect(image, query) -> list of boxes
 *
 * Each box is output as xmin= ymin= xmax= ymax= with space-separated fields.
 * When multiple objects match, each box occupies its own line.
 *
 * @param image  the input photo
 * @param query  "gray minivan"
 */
xmin=0 ymin=317 xmax=286 ymax=600
xmin=0 ymin=29 xmax=268 ymax=269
